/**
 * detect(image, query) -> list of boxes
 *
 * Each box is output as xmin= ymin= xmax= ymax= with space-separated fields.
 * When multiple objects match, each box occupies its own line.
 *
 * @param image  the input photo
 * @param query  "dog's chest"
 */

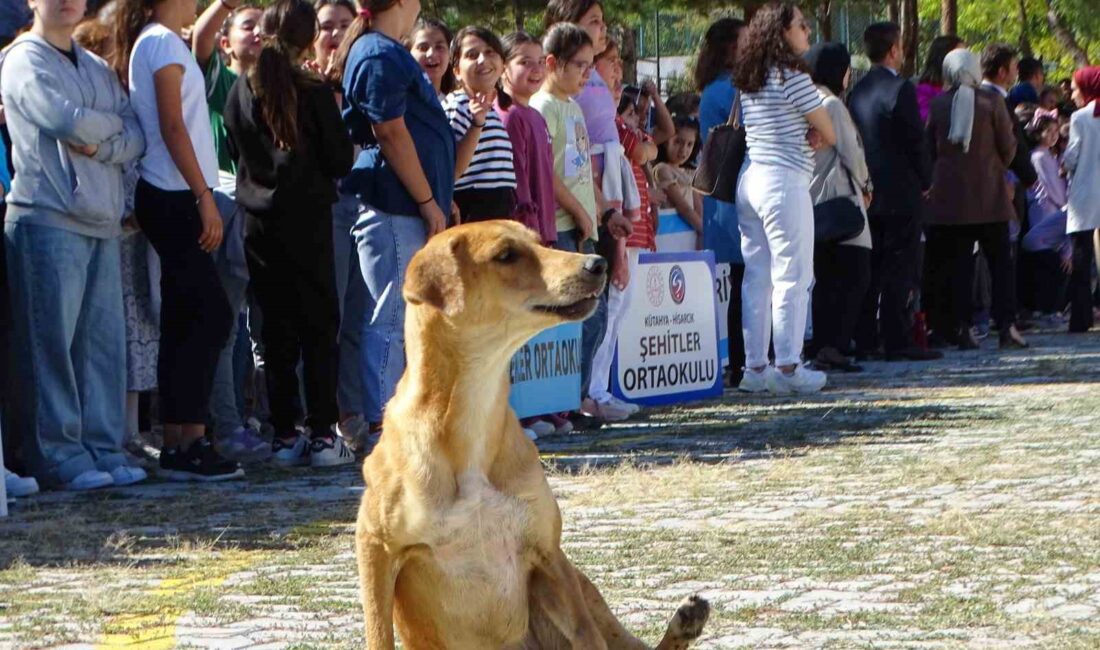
xmin=428 ymin=472 xmax=534 ymax=634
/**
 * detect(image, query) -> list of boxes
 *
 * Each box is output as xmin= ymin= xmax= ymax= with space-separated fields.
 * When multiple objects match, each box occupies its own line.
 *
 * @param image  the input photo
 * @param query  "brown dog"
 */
xmin=355 ymin=221 xmax=709 ymax=648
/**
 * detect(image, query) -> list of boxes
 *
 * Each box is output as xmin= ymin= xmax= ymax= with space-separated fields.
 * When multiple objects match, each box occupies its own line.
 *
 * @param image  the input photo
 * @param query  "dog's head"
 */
xmin=404 ymin=221 xmax=606 ymax=333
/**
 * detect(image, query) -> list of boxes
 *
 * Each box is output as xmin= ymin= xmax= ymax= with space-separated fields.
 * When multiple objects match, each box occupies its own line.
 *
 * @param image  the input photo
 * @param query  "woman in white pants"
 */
xmin=732 ymin=2 xmax=836 ymax=394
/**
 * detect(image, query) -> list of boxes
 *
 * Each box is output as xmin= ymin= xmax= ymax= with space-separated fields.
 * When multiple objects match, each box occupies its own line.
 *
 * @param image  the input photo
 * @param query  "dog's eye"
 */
xmin=494 ymin=247 xmax=518 ymax=264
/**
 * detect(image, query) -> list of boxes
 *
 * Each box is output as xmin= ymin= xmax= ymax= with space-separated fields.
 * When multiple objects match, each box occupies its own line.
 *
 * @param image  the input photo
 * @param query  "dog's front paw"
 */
xmin=667 ymin=594 xmax=709 ymax=641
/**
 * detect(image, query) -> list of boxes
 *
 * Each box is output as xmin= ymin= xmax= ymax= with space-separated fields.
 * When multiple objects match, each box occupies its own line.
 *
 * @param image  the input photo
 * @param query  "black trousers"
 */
xmin=726 ymin=263 xmax=745 ymax=376
xmin=244 ymin=205 xmax=339 ymax=437
xmin=930 ymin=223 xmax=1016 ymax=333
xmin=135 ymin=180 xmax=233 ymax=424
xmin=814 ymin=243 xmax=872 ymax=353
xmin=1069 ymin=230 xmax=1095 ymax=333
xmin=855 ymin=212 xmax=919 ymax=354
xmin=1032 ymin=249 xmax=1068 ymax=315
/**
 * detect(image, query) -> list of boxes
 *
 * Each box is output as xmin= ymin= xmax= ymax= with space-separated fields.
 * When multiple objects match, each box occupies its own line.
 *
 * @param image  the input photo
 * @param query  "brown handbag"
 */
xmin=692 ymin=90 xmax=746 ymax=204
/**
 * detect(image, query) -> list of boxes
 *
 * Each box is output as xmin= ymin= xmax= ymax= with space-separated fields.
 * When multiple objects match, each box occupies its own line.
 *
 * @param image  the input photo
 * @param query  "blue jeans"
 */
xmin=353 ymin=207 xmax=426 ymax=424
xmin=5 ymin=223 xmax=126 ymax=485
xmin=209 ymin=268 xmax=248 ymax=438
xmin=333 ymin=193 xmax=366 ymax=418
xmin=553 ymin=230 xmax=607 ymax=400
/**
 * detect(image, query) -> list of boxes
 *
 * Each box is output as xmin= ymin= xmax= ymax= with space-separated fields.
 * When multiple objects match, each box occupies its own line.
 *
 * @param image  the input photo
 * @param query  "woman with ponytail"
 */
xmin=117 ymin=0 xmax=240 ymax=482
xmin=333 ymin=0 xmax=455 ymax=438
xmin=224 ymin=0 xmax=354 ymax=466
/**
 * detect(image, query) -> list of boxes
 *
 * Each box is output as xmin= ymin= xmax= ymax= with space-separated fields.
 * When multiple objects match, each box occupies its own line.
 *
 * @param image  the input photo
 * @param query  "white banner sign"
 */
xmin=612 ymin=251 xmax=723 ymax=405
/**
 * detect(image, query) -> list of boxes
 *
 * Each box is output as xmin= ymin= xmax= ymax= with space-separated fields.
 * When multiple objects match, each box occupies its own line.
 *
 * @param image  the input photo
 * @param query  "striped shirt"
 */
xmin=444 ymin=90 xmax=517 ymax=191
xmin=741 ymin=67 xmax=822 ymax=175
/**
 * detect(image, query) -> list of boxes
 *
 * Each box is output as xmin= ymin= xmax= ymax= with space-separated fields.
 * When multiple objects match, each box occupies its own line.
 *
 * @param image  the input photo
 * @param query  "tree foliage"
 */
xmin=919 ymin=0 xmax=1097 ymax=74
xmin=208 ymin=0 xmax=1097 ymax=75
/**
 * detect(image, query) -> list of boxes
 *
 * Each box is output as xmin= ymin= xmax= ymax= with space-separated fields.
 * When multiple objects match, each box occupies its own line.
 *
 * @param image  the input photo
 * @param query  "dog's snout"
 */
xmin=583 ymin=255 xmax=608 ymax=276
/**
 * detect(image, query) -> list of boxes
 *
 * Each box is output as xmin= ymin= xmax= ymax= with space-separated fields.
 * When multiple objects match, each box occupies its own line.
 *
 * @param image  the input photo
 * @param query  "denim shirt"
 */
xmin=341 ymin=32 xmax=455 ymax=218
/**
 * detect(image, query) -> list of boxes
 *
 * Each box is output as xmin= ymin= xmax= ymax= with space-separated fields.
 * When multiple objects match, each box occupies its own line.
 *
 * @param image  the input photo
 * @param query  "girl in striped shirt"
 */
xmin=732 ymin=2 xmax=836 ymax=395
xmin=444 ymin=27 xmax=517 ymax=222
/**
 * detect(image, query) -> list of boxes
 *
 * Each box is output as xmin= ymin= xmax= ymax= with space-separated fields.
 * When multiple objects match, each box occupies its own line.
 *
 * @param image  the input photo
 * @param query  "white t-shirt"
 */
xmin=129 ymin=23 xmax=219 ymax=192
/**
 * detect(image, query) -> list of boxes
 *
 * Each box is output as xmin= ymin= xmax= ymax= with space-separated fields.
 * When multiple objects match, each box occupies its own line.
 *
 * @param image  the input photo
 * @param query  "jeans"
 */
xmin=354 ymin=207 xmax=426 ymax=424
xmin=245 ymin=205 xmax=340 ymax=436
xmin=5 ymin=222 xmax=126 ymax=485
xmin=333 ymin=193 xmax=366 ymax=417
xmin=589 ymin=248 xmax=637 ymax=403
xmin=554 ymin=231 xmax=608 ymax=399
xmin=736 ymin=163 xmax=815 ymax=368
xmin=135 ymin=180 xmax=233 ymax=424
xmin=209 ymin=268 xmax=248 ymax=437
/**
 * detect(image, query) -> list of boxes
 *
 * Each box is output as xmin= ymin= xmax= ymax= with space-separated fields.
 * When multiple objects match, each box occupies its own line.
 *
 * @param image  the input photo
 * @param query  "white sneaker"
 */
xmin=766 ymin=364 xmax=827 ymax=395
xmin=109 ymin=465 xmax=148 ymax=487
xmin=523 ymin=428 xmax=539 ymax=441
xmin=310 ymin=432 xmax=356 ymax=467
xmin=605 ymin=396 xmax=640 ymax=415
xmin=527 ymin=420 xmax=556 ymax=437
xmin=4 ymin=468 xmax=39 ymax=498
xmin=65 ymin=469 xmax=114 ymax=491
xmin=738 ymin=367 xmax=774 ymax=393
xmin=581 ymin=398 xmax=631 ymax=421
xmin=337 ymin=415 xmax=370 ymax=452
xmin=272 ymin=434 xmax=311 ymax=467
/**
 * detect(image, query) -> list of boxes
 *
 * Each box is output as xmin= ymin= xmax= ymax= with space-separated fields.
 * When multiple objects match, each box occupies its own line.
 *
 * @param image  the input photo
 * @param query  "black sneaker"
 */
xmin=163 ymin=438 xmax=245 ymax=482
xmin=159 ymin=446 xmax=179 ymax=476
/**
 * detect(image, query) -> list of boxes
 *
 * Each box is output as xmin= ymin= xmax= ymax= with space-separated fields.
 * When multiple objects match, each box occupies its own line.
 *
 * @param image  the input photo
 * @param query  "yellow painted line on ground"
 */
xmin=93 ymin=520 xmax=341 ymax=648
xmin=94 ymin=551 xmax=255 ymax=649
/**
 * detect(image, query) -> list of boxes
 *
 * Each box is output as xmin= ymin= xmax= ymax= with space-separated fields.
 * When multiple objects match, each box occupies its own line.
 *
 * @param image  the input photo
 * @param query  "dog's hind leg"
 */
xmin=523 ymin=548 xmax=610 ymax=650
xmin=573 ymin=570 xmax=710 ymax=650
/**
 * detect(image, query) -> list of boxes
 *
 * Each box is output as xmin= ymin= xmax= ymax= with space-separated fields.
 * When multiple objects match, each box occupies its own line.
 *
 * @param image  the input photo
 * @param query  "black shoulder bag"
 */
xmin=692 ymin=90 xmax=746 ymax=204
xmin=813 ymin=162 xmax=866 ymax=243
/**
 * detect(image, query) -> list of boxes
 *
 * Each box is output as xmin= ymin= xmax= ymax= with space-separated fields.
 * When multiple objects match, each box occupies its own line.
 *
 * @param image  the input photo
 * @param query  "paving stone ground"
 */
xmin=1 ymin=329 xmax=1099 ymax=649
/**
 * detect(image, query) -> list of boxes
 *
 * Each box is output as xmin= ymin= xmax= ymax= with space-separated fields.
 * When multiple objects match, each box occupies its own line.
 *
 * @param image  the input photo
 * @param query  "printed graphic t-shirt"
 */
xmin=530 ymin=90 xmax=596 ymax=237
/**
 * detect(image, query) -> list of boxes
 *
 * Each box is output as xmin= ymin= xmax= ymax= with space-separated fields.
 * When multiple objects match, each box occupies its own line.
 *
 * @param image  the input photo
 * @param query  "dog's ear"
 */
xmin=404 ymin=236 xmax=465 ymax=316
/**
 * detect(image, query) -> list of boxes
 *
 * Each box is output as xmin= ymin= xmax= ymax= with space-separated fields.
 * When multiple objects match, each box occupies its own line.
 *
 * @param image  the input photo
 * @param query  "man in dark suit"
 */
xmin=847 ymin=22 xmax=941 ymax=361
xmin=981 ymin=44 xmax=1037 ymax=346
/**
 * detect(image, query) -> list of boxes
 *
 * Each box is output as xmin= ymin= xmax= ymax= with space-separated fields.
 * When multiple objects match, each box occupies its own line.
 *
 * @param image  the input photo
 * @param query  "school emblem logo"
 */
xmin=669 ymin=265 xmax=686 ymax=305
xmin=646 ymin=266 xmax=664 ymax=307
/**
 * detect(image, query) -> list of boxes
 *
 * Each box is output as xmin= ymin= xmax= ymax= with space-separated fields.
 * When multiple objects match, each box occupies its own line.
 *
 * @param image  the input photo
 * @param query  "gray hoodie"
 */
xmin=1 ymin=33 xmax=144 ymax=238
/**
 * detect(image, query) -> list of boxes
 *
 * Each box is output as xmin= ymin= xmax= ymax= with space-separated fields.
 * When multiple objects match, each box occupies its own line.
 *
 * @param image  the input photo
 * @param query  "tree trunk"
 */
xmin=1017 ymin=0 xmax=1032 ymax=57
xmin=940 ymin=0 xmax=957 ymax=35
xmin=1044 ymin=0 xmax=1091 ymax=66
xmin=816 ymin=0 xmax=833 ymax=42
xmin=621 ymin=27 xmax=638 ymax=86
xmin=887 ymin=0 xmax=900 ymax=24
xmin=743 ymin=0 xmax=768 ymax=22
xmin=900 ymin=0 xmax=919 ymax=77
xmin=513 ymin=0 xmax=524 ymax=32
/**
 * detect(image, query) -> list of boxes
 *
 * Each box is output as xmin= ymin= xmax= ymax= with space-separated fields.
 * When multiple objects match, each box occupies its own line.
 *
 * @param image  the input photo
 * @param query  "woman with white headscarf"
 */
xmin=925 ymin=48 xmax=1027 ymax=350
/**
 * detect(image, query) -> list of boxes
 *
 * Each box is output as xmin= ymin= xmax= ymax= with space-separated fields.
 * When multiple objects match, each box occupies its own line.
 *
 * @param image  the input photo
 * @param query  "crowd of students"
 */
xmin=2 ymin=0 xmax=1100 ymax=498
